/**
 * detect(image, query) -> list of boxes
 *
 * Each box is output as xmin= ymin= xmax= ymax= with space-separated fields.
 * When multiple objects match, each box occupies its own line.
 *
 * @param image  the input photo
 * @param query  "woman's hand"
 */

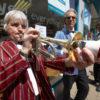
xmin=21 ymin=27 xmax=39 ymax=55
xmin=23 ymin=27 xmax=39 ymax=42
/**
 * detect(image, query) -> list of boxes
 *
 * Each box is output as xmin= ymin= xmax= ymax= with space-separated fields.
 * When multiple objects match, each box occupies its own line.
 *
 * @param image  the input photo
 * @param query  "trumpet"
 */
xmin=32 ymin=32 xmax=83 ymax=61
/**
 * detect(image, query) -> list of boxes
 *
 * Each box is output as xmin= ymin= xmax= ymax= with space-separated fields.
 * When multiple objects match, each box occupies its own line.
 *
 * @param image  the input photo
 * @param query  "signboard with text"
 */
xmin=35 ymin=24 xmax=47 ymax=38
xmin=48 ymin=0 xmax=70 ymax=16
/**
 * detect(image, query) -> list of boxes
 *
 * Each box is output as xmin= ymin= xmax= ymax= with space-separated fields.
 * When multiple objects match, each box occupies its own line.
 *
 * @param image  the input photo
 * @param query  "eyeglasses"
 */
xmin=66 ymin=16 xmax=76 ymax=20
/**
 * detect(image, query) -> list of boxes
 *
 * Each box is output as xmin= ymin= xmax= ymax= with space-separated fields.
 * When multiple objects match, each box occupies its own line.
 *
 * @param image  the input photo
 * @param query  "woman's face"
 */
xmin=6 ymin=19 xmax=27 ymax=43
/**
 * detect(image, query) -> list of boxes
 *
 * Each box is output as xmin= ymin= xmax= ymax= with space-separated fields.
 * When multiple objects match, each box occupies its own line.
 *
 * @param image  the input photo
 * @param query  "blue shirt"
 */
xmin=54 ymin=28 xmax=78 ymax=75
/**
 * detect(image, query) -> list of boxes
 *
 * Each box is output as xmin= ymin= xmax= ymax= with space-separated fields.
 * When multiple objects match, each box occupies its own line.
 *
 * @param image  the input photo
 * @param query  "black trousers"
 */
xmin=62 ymin=69 xmax=89 ymax=100
xmin=93 ymin=63 xmax=100 ymax=83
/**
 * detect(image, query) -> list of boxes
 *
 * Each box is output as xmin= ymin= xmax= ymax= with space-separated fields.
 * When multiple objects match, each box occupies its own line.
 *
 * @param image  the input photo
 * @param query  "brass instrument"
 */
xmin=32 ymin=32 xmax=83 ymax=61
xmin=32 ymin=32 xmax=83 ymax=73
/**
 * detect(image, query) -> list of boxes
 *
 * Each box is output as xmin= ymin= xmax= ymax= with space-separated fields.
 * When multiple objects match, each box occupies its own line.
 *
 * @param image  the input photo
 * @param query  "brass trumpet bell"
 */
xmin=73 ymin=32 xmax=83 ymax=41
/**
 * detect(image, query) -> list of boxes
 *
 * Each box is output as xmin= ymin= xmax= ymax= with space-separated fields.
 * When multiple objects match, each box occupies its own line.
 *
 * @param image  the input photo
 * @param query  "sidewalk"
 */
xmin=51 ymin=65 xmax=100 ymax=100
xmin=71 ymin=65 xmax=100 ymax=100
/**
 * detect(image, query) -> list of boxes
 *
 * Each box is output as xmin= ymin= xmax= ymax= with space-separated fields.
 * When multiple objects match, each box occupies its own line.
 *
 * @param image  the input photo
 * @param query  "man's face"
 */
xmin=65 ymin=11 xmax=76 ymax=29
xmin=6 ymin=19 xmax=27 ymax=43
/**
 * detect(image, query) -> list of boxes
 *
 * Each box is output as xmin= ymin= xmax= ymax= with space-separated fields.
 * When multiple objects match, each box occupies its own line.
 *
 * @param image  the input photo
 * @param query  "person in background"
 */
xmin=54 ymin=8 xmax=89 ymax=100
xmin=44 ymin=23 xmax=57 ymax=50
xmin=93 ymin=22 xmax=100 ymax=92
xmin=95 ymin=22 xmax=100 ymax=40
xmin=47 ymin=23 xmax=57 ymax=37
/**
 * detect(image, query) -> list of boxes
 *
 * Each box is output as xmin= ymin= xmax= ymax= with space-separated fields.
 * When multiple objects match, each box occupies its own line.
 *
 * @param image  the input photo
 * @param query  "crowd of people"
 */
xmin=0 ymin=8 xmax=100 ymax=100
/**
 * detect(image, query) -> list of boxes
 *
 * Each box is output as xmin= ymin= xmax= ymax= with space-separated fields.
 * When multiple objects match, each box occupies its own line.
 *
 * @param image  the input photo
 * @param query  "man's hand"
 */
xmin=74 ymin=47 xmax=95 ymax=69
xmin=64 ymin=47 xmax=95 ymax=69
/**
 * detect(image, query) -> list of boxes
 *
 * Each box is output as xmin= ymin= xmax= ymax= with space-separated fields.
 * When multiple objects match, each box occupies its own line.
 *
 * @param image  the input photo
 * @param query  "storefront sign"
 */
xmin=48 ymin=0 xmax=70 ymax=16
xmin=0 ymin=3 xmax=14 ymax=16
xmin=35 ymin=24 xmax=47 ymax=38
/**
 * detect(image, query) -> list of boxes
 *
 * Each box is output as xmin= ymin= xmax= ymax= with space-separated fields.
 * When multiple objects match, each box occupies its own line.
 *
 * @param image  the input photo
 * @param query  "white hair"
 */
xmin=4 ymin=10 xmax=28 ymax=30
xmin=64 ymin=8 xmax=77 ymax=18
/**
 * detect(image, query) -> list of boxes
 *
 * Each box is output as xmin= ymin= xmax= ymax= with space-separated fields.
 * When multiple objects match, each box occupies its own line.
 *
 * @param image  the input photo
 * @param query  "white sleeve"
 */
xmin=85 ymin=40 xmax=100 ymax=57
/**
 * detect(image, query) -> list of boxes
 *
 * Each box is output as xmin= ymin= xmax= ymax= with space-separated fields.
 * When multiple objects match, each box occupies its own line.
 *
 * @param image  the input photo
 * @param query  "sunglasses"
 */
xmin=66 ymin=16 xmax=76 ymax=20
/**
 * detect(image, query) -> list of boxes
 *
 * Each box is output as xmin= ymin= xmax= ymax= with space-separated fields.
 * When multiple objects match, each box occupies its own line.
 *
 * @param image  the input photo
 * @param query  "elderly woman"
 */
xmin=0 ymin=10 xmax=56 ymax=100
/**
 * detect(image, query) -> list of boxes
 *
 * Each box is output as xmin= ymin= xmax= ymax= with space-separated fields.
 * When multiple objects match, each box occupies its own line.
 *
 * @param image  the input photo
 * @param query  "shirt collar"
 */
xmin=62 ymin=25 xmax=75 ymax=34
